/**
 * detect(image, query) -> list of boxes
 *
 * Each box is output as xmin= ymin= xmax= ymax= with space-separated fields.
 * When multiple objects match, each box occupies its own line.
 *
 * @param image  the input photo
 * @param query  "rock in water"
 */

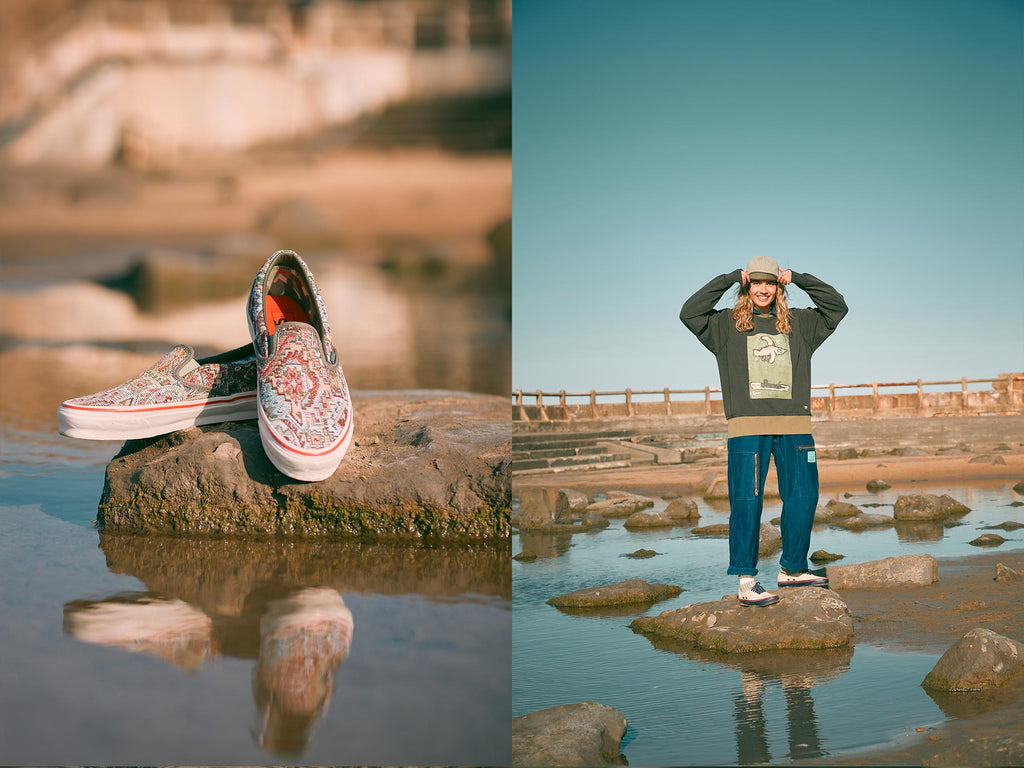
xmin=810 ymin=550 xmax=845 ymax=563
xmin=513 ymin=701 xmax=627 ymax=766
xmin=665 ymin=497 xmax=700 ymax=521
xmin=518 ymin=488 xmax=573 ymax=530
xmin=969 ymin=533 xmax=1007 ymax=547
xmin=893 ymin=493 xmax=970 ymax=521
xmin=827 ymin=554 xmax=938 ymax=589
xmin=922 ymin=628 xmax=1024 ymax=691
xmin=630 ymin=588 xmax=853 ymax=653
xmin=623 ymin=509 xmax=675 ymax=529
xmin=548 ymin=579 xmax=683 ymax=609
xmin=99 ymin=391 xmax=509 ymax=539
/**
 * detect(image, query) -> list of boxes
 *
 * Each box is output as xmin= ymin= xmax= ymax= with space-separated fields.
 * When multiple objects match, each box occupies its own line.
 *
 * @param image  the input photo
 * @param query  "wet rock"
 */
xmin=623 ymin=509 xmax=675 ymax=529
xmin=969 ymin=454 xmax=1007 ymax=465
xmin=548 ymin=579 xmax=683 ymax=609
xmin=630 ymin=588 xmax=853 ymax=653
xmin=824 ymin=499 xmax=862 ymax=518
xmin=831 ymin=513 xmax=895 ymax=531
xmin=866 ymin=479 xmax=891 ymax=492
xmin=995 ymin=563 xmax=1022 ymax=582
xmin=98 ymin=391 xmax=509 ymax=539
xmin=581 ymin=511 xmax=610 ymax=529
xmin=810 ymin=549 xmax=844 ymax=563
xmin=758 ymin=522 xmax=782 ymax=557
xmin=922 ymin=628 xmax=1024 ymax=691
xmin=586 ymin=494 xmax=654 ymax=519
xmin=893 ymin=493 xmax=970 ymax=521
xmin=983 ymin=521 xmax=1024 ymax=531
xmin=889 ymin=447 xmax=930 ymax=456
xmin=665 ymin=497 xmax=700 ymax=521
xmin=691 ymin=524 xmax=730 ymax=536
xmin=518 ymin=488 xmax=573 ymax=530
xmin=836 ymin=446 xmax=859 ymax=460
xmin=561 ymin=488 xmax=591 ymax=513
xmin=969 ymin=533 xmax=1007 ymax=547
xmin=512 ymin=701 xmax=627 ymax=767
xmin=625 ymin=549 xmax=658 ymax=559
xmin=1013 ymin=480 xmax=1024 ymax=494
xmin=827 ymin=554 xmax=938 ymax=590
xmin=955 ymin=600 xmax=987 ymax=611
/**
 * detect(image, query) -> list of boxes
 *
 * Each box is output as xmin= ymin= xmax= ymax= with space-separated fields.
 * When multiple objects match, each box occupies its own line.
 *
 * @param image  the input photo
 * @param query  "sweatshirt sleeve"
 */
xmin=789 ymin=271 xmax=848 ymax=350
xmin=680 ymin=269 xmax=742 ymax=353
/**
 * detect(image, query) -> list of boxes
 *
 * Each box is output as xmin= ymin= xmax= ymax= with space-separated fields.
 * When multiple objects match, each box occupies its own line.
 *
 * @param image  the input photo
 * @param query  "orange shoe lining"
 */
xmin=265 ymin=294 xmax=310 ymax=335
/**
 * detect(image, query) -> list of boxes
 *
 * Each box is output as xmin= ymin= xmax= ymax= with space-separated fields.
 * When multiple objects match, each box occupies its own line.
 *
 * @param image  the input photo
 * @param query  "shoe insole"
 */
xmin=265 ymin=294 xmax=310 ymax=335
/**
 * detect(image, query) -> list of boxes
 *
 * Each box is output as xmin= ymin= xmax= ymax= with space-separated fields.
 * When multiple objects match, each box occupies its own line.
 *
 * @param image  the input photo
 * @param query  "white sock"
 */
xmin=739 ymin=576 xmax=756 ymax=590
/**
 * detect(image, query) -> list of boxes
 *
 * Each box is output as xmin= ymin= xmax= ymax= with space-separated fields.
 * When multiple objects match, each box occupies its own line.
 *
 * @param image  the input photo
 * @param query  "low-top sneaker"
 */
xmin=248 ymin=250 xmax=353 ymax=481
xmin=738 ymin=579 xmax=780 ymax=607
xmin=777 ymin=569 xmax=830 ymax=588
xmin=58 ymin=343 xmax=257 ymax=440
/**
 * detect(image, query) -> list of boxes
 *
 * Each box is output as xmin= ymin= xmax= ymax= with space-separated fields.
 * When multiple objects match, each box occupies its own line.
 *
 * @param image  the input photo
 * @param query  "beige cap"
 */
xmin=746 ymin=255 xmax=780 ymax=282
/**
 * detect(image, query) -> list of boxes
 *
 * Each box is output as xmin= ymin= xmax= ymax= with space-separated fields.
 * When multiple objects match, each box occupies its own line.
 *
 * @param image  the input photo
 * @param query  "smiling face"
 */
xmin=749 ymin=279 xmax=778 ymax=312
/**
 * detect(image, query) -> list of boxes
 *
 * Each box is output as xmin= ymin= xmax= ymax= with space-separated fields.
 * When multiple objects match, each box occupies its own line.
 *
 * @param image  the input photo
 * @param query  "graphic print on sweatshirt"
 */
xmin=747 ymin=333 xmax=792 ymax=399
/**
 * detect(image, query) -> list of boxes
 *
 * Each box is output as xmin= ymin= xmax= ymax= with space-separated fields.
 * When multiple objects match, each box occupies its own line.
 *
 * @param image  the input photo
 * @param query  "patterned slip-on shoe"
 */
xmin=248 ymin=250 xmax=353 ymax=482
xmin=58 ymin=343 xmax=258 ymax=440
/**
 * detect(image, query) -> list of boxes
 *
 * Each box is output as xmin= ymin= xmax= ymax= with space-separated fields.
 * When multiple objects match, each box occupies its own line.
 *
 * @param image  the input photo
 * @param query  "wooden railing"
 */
xmin=512 ymin=373 xmax=1024 ymax=422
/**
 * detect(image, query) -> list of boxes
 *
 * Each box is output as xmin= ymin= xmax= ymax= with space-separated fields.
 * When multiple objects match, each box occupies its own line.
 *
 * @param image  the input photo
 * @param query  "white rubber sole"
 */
xmin=257 ymin=407 xmax=354 ymax=482
xmin=58 ymin=392 xmax=258 ymax=441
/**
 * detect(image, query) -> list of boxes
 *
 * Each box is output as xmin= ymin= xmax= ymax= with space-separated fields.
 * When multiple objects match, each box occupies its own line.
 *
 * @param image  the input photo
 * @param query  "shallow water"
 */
xmin=512 ymin=483 xmax=1023 ymax=766
xmin=0 ymin=426 xmax=511 ymax=766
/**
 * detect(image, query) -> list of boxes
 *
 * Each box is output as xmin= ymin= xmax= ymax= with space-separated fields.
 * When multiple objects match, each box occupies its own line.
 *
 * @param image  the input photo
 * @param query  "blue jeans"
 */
xmin=726 ymin=434 xmax=819 ymax=576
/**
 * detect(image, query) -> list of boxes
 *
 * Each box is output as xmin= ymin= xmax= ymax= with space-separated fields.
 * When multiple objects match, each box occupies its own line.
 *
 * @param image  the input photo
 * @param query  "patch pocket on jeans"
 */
xmin=728 ymin=451 xmax=758 ymax=501
xmin=798 ymin=444 xmax=816 ymax=464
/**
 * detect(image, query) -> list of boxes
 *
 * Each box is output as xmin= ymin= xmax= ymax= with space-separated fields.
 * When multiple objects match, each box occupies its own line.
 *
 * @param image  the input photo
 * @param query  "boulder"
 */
xmin=98 ymin=391 xmax=509 ymax=539
xmin=969 ymin=533 xmax=1007 ymax=547
xmin=512 ymin=701 xmax=627 ymax=767
xmin=561 ymin=488 xmax=591 ymax=513
xmin=893 ymin=493 xmax=970 ymax=521
xmin=983 ymin=521 xmax=1024 ymax=531
xmin=630 ymin=588 xmax=853 ymax=653
xmin=831 ymin=513 xmax=895 ymax=531
xmin=922 ymin=628 xmax=1024 ymax=691
xmin=969 ymin=454 xmax=1007 ymax=465
xmin=548 ymin=579 xmax=683 ymax=609
xmin=586 ymin=495 xmax=654 ymax=519
xmin=810 ymin=550 xmax=844 ymax=563
xmin=866 ymin=479 xmax=891 ymax=492
xmin=1014 ymin=480 xmax=1024 ymax=494
xmin=836 ymin=446 xmax=859 ymax=460
xmin=581 ymin=511 xmax=610 ymax=529
xmin=518 ymin=488 xmax=573 ymax=530
xmin=995 ymin=563 xmax=1022 ymax=582
xmin=665 ymin=497 xmax=700 ymax=521
xmin=827 ymin=554 xmax=938 ymax=589
xmin=758 ymin=522 xmax=782 ymax=557
xmin=623 ymin=509 xmax=675 ymax=529
xmin=823 ymin=499 xmax=862 ymax=518
xmin=625 ymin=549 xmax=658 ymax=559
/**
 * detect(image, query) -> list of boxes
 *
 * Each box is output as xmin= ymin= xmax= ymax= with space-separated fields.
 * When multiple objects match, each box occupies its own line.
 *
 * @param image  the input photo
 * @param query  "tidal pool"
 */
xmin=513 ymin=483 xmax=1023 ymax=766
xmin=0 ymin=425 xmax=510 ymax=766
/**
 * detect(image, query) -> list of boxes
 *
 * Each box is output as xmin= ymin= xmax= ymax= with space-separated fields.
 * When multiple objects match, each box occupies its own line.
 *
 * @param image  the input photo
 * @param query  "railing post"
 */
xmin=917 ymin=379 xmax=924 ymax=413
xmin=664 ymin=387 xmax=672 ymax=415
xmin=829 ymin=383 xmax=836 ymax=416
xmin=515 ymin=389 xmax=529 ymax=422
xmin=961 ymin=377 xmax=968 ymax=415
xmin=589 ymin=389 xmax=598 ymax=418
xmin=625 ymin=388 xmax=634 ymax=417
xmin=559 ymin=389 xmax=568 ymax=420
xmin=704 ymin=386 xmax=711 ymax=415
xmin=536 ymin=389 xmax=549 ymax=421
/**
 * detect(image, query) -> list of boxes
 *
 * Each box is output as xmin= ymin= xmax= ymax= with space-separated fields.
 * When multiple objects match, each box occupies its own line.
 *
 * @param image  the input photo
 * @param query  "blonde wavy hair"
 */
xmin=733 ymin=282 xmax=791 ymax=333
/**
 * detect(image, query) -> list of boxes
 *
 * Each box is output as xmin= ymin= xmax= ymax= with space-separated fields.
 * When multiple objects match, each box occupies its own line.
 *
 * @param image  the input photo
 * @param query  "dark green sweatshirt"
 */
xmin=680 ymin=269 xmax=848 ymax=437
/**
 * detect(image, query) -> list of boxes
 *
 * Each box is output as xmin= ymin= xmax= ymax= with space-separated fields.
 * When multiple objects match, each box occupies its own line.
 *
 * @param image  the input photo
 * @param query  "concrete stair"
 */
xmin=512 ymin=429 xmax=655 ymax=475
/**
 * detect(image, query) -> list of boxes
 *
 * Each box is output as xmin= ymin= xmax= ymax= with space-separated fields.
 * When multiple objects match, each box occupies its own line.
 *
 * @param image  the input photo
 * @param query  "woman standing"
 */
xmin=680 ymin=256 xmax=848 ymax=606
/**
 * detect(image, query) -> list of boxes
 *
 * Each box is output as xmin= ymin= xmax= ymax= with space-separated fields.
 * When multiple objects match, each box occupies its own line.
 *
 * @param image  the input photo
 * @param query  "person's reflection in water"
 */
xmin=252 ymin=588 xmax=354 ymax=757
xmin=734 ymin=669 xmax=823 ymax=763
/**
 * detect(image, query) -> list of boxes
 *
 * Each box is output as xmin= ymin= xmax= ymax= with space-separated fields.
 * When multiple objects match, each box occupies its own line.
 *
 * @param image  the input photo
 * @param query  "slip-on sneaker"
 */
xmin=247 ymin=250 xmax=353 ymax=482
xmin=58 ymin=343 xmax=257 ymax=440
xmin=777 ymin=569 xmax=830 ymax=588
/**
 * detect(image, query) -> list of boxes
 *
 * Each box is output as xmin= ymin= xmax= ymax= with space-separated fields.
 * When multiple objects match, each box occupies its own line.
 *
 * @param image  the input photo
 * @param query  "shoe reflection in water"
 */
xmin=253 ymin=588 xmax=354 ymax=757
xmin=735 ymin=669 xmax=824 ymax=763
xmin=63 ymin=593 xmax=215 ymax=671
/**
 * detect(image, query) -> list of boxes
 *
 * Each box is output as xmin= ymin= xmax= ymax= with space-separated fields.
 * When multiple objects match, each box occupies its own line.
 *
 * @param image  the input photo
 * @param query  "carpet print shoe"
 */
xmin=248 ymin=250 xmax=353 ymax=482
xmin=58 ymin=343 xmax=257 ymax=440
xmin=777 ymin=569 xmax=830 ymax=588
xmin=738 ymin=581 xmax=780 ymax=607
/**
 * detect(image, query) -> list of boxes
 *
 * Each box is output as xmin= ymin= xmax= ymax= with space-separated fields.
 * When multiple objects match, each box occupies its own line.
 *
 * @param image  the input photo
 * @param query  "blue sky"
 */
xmin=512 ymin=0 xmax=1024 ymax=394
